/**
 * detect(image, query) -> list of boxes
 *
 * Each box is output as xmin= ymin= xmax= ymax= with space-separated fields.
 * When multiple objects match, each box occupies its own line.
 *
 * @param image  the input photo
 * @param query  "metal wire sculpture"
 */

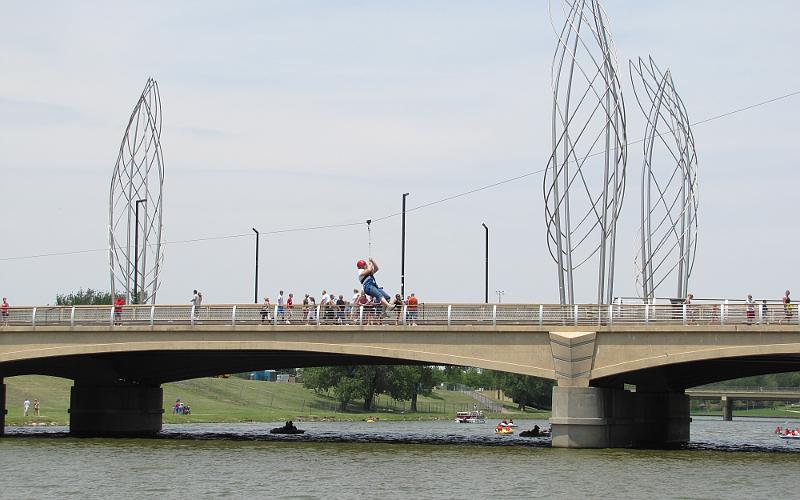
xmin=630 ymin=57 xmax=698 ymax=301
xmin=544 ymin=0 xmax=627 ymax=305
xmin=109 ymin=78 xmax=165 ymax=304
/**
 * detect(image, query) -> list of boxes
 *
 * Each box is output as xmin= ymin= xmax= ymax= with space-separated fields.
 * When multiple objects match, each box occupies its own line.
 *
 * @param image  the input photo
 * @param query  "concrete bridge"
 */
xmin=686 ymin=387 xmax=800 ymax=421
xmin=2 ymin=302 xmax=800 ymax=448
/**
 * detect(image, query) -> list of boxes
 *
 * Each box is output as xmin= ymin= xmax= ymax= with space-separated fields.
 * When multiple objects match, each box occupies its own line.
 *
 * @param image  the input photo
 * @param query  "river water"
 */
xmin=1 ymin=417 xmax=798 ymax=499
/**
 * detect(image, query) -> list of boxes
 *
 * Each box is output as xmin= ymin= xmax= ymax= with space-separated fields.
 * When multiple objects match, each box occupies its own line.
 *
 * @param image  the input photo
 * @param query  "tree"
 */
xmin=502 ymin=375 xmax=554 ymax=411
xmin=387 ymin=366 xmax=436 ymax=412
xmin=56 ymin=288 xmax=113 ymax=305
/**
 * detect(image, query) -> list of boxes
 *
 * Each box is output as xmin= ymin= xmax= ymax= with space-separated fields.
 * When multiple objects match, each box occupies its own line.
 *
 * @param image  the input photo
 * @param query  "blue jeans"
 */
xmin=363 ymin=277 xmax=390 ymax=302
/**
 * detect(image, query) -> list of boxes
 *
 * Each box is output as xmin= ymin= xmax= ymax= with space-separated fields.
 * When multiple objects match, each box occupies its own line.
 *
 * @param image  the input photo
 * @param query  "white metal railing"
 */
xmin=0 ymin=302 xmax=798 ymax=328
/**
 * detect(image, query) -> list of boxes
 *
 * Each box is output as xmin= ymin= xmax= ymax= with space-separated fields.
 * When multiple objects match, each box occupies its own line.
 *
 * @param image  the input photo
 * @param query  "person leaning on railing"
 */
xmin=684 ymin=293 xmax=694 ymax=323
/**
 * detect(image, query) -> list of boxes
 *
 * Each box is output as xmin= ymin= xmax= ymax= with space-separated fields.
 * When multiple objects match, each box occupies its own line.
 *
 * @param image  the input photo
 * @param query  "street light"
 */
xmin=495 ymin=290 xmax=505 ymax=304
xmin=401 ymin=192 xmax=410 ymax=297
xmin=252 ymin=227 xmax=260 ymax=304
xmin=482 ymin=223 xmax=488 ymax=304
xmin=132 ymin=198 xmax=147 ymax=304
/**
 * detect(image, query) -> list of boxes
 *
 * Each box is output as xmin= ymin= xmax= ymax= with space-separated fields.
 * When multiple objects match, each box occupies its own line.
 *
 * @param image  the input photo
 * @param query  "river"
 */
xmin=1 ymin=417 xmax=798 ymax=499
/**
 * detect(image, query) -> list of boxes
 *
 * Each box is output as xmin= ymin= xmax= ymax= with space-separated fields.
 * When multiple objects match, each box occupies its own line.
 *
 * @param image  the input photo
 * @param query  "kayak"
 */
xmin=495 ymin=428 xmax=514 ymax=435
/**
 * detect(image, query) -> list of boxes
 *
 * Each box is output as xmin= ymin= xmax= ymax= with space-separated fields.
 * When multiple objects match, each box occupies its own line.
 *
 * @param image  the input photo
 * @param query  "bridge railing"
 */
xmin=1 ymin=302 xmax=798 ymax=328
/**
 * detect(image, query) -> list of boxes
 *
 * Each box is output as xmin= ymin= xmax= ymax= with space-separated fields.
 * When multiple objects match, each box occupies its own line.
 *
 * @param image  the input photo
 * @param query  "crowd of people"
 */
xmin=260 ymin=289 xmax=420 ymax=325
xmin=257 ymin=256 xmax=420 ymax=325
xmin=681 ymin=290 xmax=793 ymax=324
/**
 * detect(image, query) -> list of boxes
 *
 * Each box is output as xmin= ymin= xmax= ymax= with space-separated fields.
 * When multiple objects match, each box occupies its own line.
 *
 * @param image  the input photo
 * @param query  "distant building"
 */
xmin=276 ymin=374 xmax=296 ymax=383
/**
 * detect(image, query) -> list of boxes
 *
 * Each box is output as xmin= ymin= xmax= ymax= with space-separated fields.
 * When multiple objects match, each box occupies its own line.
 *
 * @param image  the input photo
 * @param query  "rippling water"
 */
xmin=1 ymin=417 xmax=799 ymax=499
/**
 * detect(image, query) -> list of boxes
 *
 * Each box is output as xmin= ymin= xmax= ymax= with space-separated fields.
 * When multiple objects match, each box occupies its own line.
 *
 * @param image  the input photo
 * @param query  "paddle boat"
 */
xmin=495 ymin=424 xmax=514 ymax=435
xmin=775 ymin=426 xmax=800 ymax=439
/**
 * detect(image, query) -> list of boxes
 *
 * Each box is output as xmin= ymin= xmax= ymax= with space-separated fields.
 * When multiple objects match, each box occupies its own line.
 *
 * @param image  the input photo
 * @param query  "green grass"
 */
xmin=3 ymin=375 xmax=549 ymax=426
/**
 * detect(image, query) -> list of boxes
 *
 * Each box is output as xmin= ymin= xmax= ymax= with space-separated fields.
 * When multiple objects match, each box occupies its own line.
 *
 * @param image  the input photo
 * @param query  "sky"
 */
xmin=1 ymin=1 xmax=798 ymax=306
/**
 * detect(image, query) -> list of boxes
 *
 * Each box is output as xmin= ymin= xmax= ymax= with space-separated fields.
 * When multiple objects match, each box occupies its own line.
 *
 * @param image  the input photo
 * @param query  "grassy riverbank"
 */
xmin=3 ymin=375 xmax=548 ymax=426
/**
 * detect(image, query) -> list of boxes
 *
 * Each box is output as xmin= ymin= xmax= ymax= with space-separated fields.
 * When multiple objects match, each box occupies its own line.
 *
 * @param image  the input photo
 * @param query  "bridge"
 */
xmin=2 ymin=302 xmax=800 ymax=448
xmin=686 ymin=387 xmax=800 ymax=421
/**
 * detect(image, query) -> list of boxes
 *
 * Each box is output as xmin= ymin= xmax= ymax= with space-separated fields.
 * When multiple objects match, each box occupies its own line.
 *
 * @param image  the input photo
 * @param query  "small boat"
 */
xmin=366 ymin=417 xmax=376 ymax=423
xmin=779 ymin=434 xmax=800 ymax=440
xmin=495 ymin=427 xmax=514 ymax=435
xmin=455 ymin=411 xmax=486 ymax=424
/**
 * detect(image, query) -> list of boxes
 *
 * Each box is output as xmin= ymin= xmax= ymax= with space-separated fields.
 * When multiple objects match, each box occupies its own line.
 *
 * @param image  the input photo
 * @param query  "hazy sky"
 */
xmin=1 ymin=1 xmax=798 ymax=305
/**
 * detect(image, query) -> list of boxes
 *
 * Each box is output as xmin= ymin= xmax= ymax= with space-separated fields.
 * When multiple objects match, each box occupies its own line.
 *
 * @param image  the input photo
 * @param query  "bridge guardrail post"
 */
xmin=447 ymin=305 xmax=452 ymax=327
xmin=316 ymin=305 xmax=321 ymax=326
xmin=273 ymin=305 xmax=279 ymax=326
xmin=191 ymin=306 xmax=196 ymax=326
xmin=645 ymin=303 xmax=650 ymax=324
xmin=722 ymin=300 xmax=727 ymax=325
xmin=359 ymin=305 xmax=364 ymax=325
xmin=70 ymin=306 xmax=75 ymax=328
xmin=539 ymin=305 xmax=543 ymax=326
xmin=574 ymin=304 xmax=578 ymax=326
xmin=608 ymin=304 xmax=613 ymax=325
xmin=109 ymin=306 xmax=114 ymax=327
xmin=758 ymin=301 xmax=763 ymax=325
xmin=150 ymin=306 xmax=155 ymax=326
xmin=231 ymin=305 xmax=237 ymax=326
xmin=31 ymin=307 xmax=36 ymax=327
xmin=682 ymin=303 xmax=687 ymax=325
xmin=492 ymin=305 xmax=497 ymax=326
xmin=402 ymin=305 xmax=407 ymax=326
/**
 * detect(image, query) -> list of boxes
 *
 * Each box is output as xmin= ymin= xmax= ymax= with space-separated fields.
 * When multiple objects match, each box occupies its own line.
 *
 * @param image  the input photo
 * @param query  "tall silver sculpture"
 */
xmin=544 ymin=0 xmax=627 ymax=305
xmin=630 ymin=57 xmax=698 ymax=300
xmin=109 ymin=78 xmax=165 ymax=304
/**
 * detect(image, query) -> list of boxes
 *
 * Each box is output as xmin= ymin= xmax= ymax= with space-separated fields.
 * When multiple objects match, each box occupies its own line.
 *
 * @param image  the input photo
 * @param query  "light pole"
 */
xmin=482 ymin=223 xmax=488 ymax=304
xmin=495 ymin=290 xmax=505 ymax=304
xmin=401 ymin=192 xmax=410 ymax=297
xmin=132 ymin=198 xmax=147 ymax=304
xmin=252 ymin=227 xmax=259 ymax=304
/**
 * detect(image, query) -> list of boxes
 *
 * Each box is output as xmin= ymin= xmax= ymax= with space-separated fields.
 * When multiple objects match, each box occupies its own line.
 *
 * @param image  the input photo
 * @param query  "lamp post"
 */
xmin=401 ymin=192 xmax=410 ymax=297
xmin=132 ymin=198 xmax=147 ymax=304
xmin=252 ymin=227 xmax=259 ymax=304
xmin=496 ymin=290 xmax=505 ymax=304
xmin=482 ymin=223 xmax=488 ymax=304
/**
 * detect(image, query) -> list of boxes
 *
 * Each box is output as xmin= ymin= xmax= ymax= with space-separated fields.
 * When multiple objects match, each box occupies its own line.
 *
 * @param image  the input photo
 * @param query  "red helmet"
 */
xmin=356 ymin=259 xmax=367 ymax=269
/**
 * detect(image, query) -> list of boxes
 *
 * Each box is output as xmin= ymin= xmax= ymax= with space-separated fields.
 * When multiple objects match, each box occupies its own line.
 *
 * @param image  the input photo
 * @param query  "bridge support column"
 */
xmin=1 ymin=377 xmax=5 ymax=437
xmin=69 ymin=383 xmax=163 ymax=437
xmin=550 ymin=386 xmax=690 ymax=448
xmin=721 ymin=396 xmax=733 ymax=421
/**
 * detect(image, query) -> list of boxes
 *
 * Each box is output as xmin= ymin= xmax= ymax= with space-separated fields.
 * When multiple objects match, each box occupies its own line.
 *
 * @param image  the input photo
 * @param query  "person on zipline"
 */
xmin=357 ymin=257 xmax=394 ymax=313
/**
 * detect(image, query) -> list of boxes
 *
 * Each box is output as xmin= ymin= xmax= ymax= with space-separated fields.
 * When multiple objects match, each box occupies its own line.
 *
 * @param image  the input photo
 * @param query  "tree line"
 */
xmin=302 ymin=365 xmax=554 ymax=412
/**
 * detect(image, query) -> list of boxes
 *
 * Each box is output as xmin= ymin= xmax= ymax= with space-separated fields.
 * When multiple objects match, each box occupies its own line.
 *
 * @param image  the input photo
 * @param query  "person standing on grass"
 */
xmin=33 ymin=399 xmax=40 ymax=417
xmin=23 ymin=399 xmax=30 ymax=417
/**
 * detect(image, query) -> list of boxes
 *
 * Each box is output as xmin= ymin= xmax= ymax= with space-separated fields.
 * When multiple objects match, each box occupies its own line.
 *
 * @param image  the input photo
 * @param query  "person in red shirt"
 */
xmin=286 ymin=293 xmax=294 ymax=324
xmin=113 ymin=296 xmax=124 ymax=325
xmin=406 ymin=293 xmax=419 ymax=326
xmin=1 ymin=297 xmax=9 ymax=325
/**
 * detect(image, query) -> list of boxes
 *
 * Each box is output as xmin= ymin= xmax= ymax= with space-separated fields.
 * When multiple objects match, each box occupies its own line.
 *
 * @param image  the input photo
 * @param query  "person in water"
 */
xmin=357 ymin=257 xmax=394 ymax=312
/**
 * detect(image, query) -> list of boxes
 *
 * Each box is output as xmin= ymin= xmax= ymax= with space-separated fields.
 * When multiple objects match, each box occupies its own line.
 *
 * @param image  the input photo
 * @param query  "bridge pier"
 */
xmin=721 ymin=396 xmax=733 ymax=421
xmin=69 ymin=383 xmax=163 ymax=437
xmin=1 ymin=377 xmax=5 ymax=437
xmin=550 ymin=386 xmax=690 ymax=448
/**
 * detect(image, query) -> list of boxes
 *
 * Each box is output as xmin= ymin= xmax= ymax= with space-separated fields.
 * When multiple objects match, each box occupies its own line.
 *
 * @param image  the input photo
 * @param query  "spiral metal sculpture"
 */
xmin=630 ymin=57 xmax=698 ymax=301
xmin=544 ymin=0 xmax=627 ymax=305
xmin=109 ymin=78 xmax=165 ymax=304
